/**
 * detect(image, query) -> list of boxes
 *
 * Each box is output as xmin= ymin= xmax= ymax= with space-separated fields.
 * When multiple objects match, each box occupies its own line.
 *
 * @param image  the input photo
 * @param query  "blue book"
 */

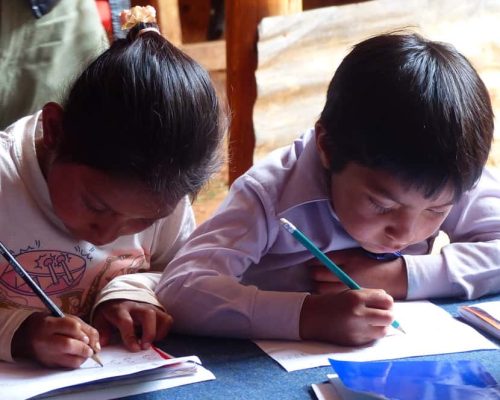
xmin=327 ymin=359 xmax=500 ymax=400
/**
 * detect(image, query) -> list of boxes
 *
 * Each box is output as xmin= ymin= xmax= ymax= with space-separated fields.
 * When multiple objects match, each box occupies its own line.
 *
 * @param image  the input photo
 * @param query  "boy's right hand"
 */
xmin=299 ymin=289 xmax=394 ymax=346
xmin=12 ymin=312 xmax=100 ymax=369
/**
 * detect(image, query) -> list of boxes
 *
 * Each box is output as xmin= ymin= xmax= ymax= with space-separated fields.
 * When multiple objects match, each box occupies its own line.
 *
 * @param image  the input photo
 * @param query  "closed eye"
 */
xmin=83 ymin=196 xmax=108 ymax=213
xmin=426 ymin=208 xmax=448 ymax=216
xmin=368 ymin=197 xmax=394 ymax=214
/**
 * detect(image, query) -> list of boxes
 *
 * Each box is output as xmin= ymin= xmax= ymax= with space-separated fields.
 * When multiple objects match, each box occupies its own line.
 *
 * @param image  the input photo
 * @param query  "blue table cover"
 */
xmin=118 ymin=294 xmax=500 ymax=400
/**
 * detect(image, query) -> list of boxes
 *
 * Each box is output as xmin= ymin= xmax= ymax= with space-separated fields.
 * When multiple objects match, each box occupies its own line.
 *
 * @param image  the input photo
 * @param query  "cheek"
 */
xmin=52 ymin=195 xmax=84 ymax=228
xmin=413 ymin=214 xmax=447 ymax=241
xmin=335 ymin=203 xmax=381 ymax=241
xmin=47 ymin=178 xmax=85 ymax=228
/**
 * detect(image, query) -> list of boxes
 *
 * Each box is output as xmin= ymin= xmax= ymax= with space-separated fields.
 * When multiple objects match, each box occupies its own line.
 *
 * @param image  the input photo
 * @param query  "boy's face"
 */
xmin=46 ymin=162 xmax=173 ymax=246
xmin=328 ymin=162 xmax=454 ymax=253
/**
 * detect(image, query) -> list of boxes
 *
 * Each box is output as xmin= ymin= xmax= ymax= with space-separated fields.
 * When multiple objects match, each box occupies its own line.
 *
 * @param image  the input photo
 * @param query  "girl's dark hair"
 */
xmin=60 ymin=21 xmax=226 ymax=203
xmin=319 ymin=32 xmax=494 ymax=199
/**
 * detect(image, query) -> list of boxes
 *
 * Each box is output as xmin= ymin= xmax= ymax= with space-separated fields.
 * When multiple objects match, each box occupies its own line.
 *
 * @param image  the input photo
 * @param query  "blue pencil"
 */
xmin=0 ymin=241 xmax=104 ymax=366
xmin=280 ymin=218 xmax=405 ymax=334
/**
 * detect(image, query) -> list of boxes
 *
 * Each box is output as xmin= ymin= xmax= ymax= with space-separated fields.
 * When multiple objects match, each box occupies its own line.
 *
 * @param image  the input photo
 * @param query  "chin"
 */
xmin=87 ymin=238 xmax=116 ymax=246
xmin=73 ymin=232 xmax=114 ymax=246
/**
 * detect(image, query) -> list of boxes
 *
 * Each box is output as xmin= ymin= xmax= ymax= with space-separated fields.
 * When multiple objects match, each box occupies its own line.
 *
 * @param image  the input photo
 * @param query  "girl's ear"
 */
xmin=315 ymin=122 xmax=331 ymax=169
xmin=41 ymin=102 xmax=64 ymax=150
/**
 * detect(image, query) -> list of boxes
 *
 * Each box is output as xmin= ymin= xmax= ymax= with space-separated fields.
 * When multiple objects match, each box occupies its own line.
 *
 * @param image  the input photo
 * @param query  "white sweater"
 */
xmin=0 ymin=112 xmax=195 ymax=362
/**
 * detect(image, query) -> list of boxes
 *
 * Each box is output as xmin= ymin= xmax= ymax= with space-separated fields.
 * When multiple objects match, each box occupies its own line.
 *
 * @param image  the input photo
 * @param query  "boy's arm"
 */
xmin=0 ymin=307 xmax=36 ymax=362
xmin=406 ymin=168 xmax=500 ymax=300
xmin=156 ymin=175 xmax=308 ymax=340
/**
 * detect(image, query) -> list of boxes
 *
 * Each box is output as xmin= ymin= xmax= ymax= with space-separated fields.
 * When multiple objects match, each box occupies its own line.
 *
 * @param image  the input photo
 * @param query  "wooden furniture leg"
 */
xmin=226 ymin=0 xmax=302 ymax=185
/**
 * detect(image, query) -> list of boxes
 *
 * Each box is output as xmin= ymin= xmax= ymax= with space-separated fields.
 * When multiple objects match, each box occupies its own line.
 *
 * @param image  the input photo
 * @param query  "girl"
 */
xmin=0 ymin=5 xmax=225 ymax=368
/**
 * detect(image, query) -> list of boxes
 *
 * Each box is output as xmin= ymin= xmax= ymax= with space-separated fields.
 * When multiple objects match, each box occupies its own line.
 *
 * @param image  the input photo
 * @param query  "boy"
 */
xmin=156 ymin=33 xmax=499 ymax=345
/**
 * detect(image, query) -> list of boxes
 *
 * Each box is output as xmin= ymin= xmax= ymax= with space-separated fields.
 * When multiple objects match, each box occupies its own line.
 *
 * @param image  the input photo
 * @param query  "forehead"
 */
xmin=74 ymin=165 xmax=174 ymax=218
xmin=339 ymin=163 xmax=455 ymax=205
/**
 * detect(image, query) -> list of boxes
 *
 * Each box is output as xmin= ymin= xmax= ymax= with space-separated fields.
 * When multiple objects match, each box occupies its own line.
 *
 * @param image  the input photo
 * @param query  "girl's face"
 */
xmin=38 ymin=102 xmax=174 ymax=246
xmin=46 ymin=162 xmax=173 ymax=246
xmin=328 ymin=162 xmax=454 ymax=253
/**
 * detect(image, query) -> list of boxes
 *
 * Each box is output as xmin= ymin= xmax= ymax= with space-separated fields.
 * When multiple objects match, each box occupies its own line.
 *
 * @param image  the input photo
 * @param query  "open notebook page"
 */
xmin=1 ymin=344 xmax=210 ymax=400
xmin=255 ymin=300 xmax=499 ymax=372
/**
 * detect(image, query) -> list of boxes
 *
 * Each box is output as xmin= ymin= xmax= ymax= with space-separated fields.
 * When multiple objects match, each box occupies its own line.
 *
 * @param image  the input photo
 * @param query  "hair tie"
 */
xmin=137 ymin=27 xmax=161 ymax=36
xmin=120 ymin=5 xmax=157 ymax=31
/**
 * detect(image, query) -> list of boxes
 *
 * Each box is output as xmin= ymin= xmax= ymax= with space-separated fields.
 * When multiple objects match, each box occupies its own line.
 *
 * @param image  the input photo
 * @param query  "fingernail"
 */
xmin=95 ymin=342 xmax=101 ymax=351
xmin=83 ymin=335 xmax=89 ymax=344
xmin=86 ymin=347 xmax=93 ymax=357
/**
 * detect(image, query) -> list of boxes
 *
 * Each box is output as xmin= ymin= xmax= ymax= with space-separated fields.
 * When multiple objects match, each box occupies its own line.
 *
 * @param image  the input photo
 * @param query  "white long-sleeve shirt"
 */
xmin=156 ymin=128 xmax=500 ymax=340
xmin=0 ymin=113 xmax=195 ymax=362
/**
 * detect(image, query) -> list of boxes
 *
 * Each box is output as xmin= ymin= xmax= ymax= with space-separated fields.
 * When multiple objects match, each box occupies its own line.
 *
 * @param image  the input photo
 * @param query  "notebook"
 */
xmin=1 ymin=344 xmax=214 ymax=400
xmin=458 ymin=300 xmax=500 ymax=340
xmin=255 ymin=300 xmax=498 ymax=372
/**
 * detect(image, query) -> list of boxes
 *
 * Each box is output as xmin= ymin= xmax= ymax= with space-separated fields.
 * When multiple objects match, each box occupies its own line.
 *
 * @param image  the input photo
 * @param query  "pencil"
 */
xmin=279 ymin=218 xmax=406 ymax=334
xmin=0 ymin=241 xmax=103 ymax=366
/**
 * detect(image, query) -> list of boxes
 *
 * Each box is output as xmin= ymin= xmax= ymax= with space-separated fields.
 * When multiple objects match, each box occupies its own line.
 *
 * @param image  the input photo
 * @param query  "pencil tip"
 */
xmin=92 ymin=353 xmax=104 ymax=367
xmin=398 ymin=326 xmax=407 ymax=334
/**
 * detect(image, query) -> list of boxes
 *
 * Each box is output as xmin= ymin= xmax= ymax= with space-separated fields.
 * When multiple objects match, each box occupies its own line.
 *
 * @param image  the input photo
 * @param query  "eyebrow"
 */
xmin=87 ymin=191 xmax=172 ymax=219
xmin=369 ymin=184 xmax=454 ymax=208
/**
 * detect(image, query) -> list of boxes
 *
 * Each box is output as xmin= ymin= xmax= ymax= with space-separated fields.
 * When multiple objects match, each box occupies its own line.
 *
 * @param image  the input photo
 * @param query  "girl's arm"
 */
xmin=90 ymin=196 xmax=195 ymax=350
xmin=0 ymin=307 xmax=34 ymax=362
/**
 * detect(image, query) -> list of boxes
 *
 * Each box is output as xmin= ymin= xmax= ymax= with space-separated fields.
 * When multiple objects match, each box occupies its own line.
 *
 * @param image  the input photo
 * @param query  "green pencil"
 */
xmin=280 ymin=218 xmax=405 ymax=334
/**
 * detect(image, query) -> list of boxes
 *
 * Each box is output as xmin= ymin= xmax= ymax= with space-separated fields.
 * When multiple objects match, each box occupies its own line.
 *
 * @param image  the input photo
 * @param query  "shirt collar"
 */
xmin=275 ymin=128 xmax=332 ymax=214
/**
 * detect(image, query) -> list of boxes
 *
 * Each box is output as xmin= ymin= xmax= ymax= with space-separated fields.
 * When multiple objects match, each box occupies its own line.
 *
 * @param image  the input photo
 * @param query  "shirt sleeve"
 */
xmin=91 ymin=196 xmax=196 ymax=316
xmin=0 ymin=308 xmax=35 ymax=362
xmin=155 ymin=175 xmax=308 ymax=340
xmin=406 ymin=168 xmax=500 ymax=300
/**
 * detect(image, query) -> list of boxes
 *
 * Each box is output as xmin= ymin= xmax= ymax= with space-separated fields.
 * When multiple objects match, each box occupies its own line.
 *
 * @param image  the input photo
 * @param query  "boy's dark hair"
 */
xmin=60 ymin=22 xmax=226 ymax=203
xmin=319 ymin=32 xmax=494 ymax=199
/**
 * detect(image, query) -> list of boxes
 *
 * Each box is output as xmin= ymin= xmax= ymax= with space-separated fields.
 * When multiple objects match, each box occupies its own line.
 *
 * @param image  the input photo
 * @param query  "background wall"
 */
xmin=253 ymin=0 xmax=500 ymax=156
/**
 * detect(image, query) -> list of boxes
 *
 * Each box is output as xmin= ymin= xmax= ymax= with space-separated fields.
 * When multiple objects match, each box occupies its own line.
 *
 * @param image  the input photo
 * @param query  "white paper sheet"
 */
xmin=312 ymin=374 xmax=385 ymax=400
xmin=0 ymin=345 xmax=213 ymax=400
xmin=38 ymin=362 xmax=215 ymax=400
xmin=312 ymin=382 xmax=341 ymax=400
xmin=255 ymin=301 xmax=499 ymax=371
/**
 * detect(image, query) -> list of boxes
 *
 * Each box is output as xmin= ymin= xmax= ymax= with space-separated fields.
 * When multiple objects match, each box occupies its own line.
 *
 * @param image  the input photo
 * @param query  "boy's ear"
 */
xmin=41 ymin=102 xmax=64 ymax=150
xmin=315 ymin=122 xmax=331 ymax=169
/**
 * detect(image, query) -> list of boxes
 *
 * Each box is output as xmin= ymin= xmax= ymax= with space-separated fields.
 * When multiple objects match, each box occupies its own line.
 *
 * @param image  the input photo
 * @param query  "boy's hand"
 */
xmin=299 ymin=289 xmax=394 ymax=346
xmin=12 ymin=312 xmax=100 ymax=369
xmin=93 ymin=300 xmax=173 ymax=352
xmin=308 ymin=248 xmax=408 ymax=299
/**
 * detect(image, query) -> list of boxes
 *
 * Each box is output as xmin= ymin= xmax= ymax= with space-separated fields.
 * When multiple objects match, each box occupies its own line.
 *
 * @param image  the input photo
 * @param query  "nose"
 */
xmin=89 ymin=217 xmax=123 ymax=245
xmin=384 ymin=211 xmax=416 ymax=247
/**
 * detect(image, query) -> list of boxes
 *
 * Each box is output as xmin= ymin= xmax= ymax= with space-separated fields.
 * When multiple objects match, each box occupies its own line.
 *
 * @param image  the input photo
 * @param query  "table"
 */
xmin=123 ymin=294 xmax=500 ymax=400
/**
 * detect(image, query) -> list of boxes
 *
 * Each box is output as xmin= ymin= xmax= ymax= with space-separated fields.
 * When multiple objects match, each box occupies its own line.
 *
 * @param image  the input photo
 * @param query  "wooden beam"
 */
xmin=225 ymin=0 xmax=302 ymax=185
xmin=181 ymin=40 xmax=226 ymax=72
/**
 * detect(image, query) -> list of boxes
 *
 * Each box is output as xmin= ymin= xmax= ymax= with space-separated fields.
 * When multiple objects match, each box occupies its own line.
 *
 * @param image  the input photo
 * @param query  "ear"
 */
xmin=41 ymin=102 xmax=64 ymax=150
xmin=315 ymin=121 xmax=331 ymax=170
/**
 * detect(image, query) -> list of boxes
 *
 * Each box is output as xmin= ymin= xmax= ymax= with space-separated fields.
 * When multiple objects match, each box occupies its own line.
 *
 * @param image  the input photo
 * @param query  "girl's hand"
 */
xmin=299 ymin=288 xmax=394 ymax=346
xmin=309 ymin=248 xmax=408 ymax=299
xmin=93 ymin=300 xmax=173 ymax=352
xmin=12 ymin=312 xmax=100 ymax=369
